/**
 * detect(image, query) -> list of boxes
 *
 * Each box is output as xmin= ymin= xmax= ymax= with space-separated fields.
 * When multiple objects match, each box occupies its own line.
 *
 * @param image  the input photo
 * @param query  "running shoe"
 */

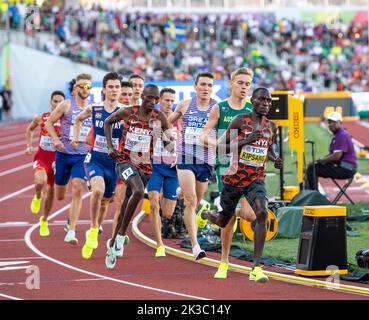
xmin=193 ymin=245 xmax=206 ymax=260
xmin=196 ymin=200 xmax=210 ymax=228
xmin=30 ymin=192 xmax=43 ymax=214
xmin=155 ymin=246 xmax=166 ymax=258
xmin=98 ymin=225 xmax=103 ymax=235
xmin=114 ymin=234 xmax=130 ymax=257
xmin=249 ymin=266 xmax=269 ymax=283
xmin=105 ymin=240 xmax=117 ymax=269
xmin=64 ymin=230 xmax=78 ymax=245
xmin=214 ymin=262 xmax=229 ymax=279
xmin=82 ymin=228 xmax=99 ymax=260
xmin=39 ymin=216 xmax=50 ymax=237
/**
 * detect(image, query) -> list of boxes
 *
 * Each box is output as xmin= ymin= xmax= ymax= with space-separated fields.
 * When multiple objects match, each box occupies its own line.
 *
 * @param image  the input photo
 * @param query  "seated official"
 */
xmin=305 ymin=112 xmax=357 ymax=190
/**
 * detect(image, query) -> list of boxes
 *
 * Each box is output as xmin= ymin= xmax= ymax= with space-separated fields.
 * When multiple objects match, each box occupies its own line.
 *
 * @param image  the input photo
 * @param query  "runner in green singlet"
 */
xmin=198 ymin=67 xmax=256 ymax=279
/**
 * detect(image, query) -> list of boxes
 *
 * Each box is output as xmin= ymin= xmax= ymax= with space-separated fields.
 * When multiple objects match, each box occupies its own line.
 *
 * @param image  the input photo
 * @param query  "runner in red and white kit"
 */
xmin=200 ymin=87 xmax=283 ymax=283
xmin=25 ymin=90 xmax=65 ymax=236
xmin=104 ymin=84 xmax=174 ymax=269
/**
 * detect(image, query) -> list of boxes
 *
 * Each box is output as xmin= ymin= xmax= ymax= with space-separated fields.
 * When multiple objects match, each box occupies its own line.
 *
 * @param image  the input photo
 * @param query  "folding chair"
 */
xmin=331 ymin=177 xmax=355 ymax=205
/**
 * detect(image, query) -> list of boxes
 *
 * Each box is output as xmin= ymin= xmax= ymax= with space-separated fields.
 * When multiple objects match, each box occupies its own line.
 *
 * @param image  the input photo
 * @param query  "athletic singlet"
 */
xmin=116 ymin=106 xmax=160 ymax=174
xmin=89 ymin=104 xmax=123 ymax=163
xmin=39 ymin=112 xmax=60 ymax=152
xmin=179 ymin=97 xmax=217 ymax=165
xmin=223 ymin=114 xmax=273 ymax=187
xmin=59 ymin=97 xmax=92 ymax=155
xmin=216 ymin=99 xmax=253 ymax=167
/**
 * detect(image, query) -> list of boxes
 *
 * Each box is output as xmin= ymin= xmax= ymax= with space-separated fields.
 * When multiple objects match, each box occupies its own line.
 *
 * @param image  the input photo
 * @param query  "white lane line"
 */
xmin=24 ymin=193 xmax=208 ymax=300
xmin=0 ymin=257 xmax=43 ymax=261
xmin=0 ymin=139 xmax=36 ymax=151
xmin=0 ymin=261 xmax=30 ymax=267
xmin=0 ymin=185 xmax=34 ymax=202
xmin=0 ymin=239 xmax=24 ymax=242
xmin=0 ymin=132 xmax=29 ymax=143
xmin=0 ymin=163 xmax=33 ymax=177
xmin=0 ymin=266 xmax=33 ymax=271
xmin=0 ymin=150 xmax=28 ymax=161
xmin=0 ymin=293 xmax=23 ymax=300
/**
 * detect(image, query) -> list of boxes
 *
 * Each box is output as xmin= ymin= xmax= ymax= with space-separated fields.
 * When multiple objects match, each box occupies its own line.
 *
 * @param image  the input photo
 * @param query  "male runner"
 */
xmin=25 ymin=90 xmax=65 ymax=236
xmin=104 ymin=84 xmax=174 ymax=269
xmin=71 ymin=72 xmax=123 ymax=259
xmin=198 ymin=67 xmax=256 ymax=278
xmin=111 ymin=77 xmax=144 ymax=238
xmin=45 ymin=73 xmax=92 ymax=245
xmin=147 ymin=88 xmax=178 ymax=257
xmin=168 ymin=72 xmax=217 ymax=260
xmin=200 ymin=87 xmax=283 ymax=283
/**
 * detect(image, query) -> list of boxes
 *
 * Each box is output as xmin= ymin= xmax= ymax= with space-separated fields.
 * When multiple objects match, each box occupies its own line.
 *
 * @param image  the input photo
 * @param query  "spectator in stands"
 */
xmin=304 ymin=112 xmax=357 ymax=190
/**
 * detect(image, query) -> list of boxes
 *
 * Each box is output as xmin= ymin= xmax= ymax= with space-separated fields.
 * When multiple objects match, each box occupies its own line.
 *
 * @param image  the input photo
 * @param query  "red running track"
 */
xmin=0 ymin=121 xmax=368 ymax=301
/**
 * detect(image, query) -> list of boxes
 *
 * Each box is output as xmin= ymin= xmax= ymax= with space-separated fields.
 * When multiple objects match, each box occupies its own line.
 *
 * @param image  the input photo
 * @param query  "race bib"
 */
xmin=39 ymin=136 xmax=56 ymax=152
xmin=93 ymin=134 xmax=119 ymax=153
xmin=125 ymin=132 xmax=151 ymax=153
xmin=184 ymin=127 xmax=203 ymax=145
xmin=239 ymin=144 xmax=268 ymax=167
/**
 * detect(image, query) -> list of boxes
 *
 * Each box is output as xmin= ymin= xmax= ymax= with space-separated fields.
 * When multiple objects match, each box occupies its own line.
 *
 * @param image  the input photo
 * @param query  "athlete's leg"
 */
xmin=34 ymin=169 xmax=47 ymax=198
xmin=236 ymin=198 xmax=256 ymax=222
xmin=41 ymin=185 xmax=55 ymax=221
xmin=89 ymin=176 xmax=105 ymax=228
xmin=68 ymin=177 xmax=86 ymax=232
xmin=111 ymin=182 xmax=126 ymax=237
xmin=97 ymin=197 xmax=110 ymax=227
xmin=148 ymin=190 xmax=163 ymax=247
xmin=55 ymin=184 xmax=68 ymax=201
xmin=251 ymin=197 xmax=268 ymax=268
xmin=177 ymin=169 xmax=200 ymax=251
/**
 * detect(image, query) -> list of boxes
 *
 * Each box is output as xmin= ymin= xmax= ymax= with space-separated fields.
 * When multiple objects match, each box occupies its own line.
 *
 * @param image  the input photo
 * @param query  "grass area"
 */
xmin=202 ymin=122 xmax=369 ymax=269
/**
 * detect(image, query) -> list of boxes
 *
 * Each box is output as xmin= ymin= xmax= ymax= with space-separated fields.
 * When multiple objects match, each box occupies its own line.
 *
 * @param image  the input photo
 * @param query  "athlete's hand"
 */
xmin=25 ymin=146 xmax=34 ymax=155
xmin=107 ymin=147 xmax=119 ymax=159
xmin=54 ymin=139 xmax=64 ymax=151
xmin=274 ymin=157 xmax=283 ymax=169
xmin=70 ymin=139 xmax=78 ymax=149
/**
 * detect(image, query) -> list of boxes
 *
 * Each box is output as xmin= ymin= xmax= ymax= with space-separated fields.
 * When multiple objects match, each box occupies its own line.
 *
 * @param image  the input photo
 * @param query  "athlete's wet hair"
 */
xmin=252 ymin=87 xmax=270 ymax=98
xmin=195 ymin=72 xmax=214 ymax=85
xmin=160 ymin=88 xmax=176 ymax=97
xmin=231 ymin=67 xmax=254 ymax=81
xmin=68 ymin=79 xmax=76 ymax=95
xmin=51 ymin=90 xmax=65 ymax=100
xmin=121 ymin=81 xmax=133 ymax=89
xmin=128 ymin=73 xmax=145 ymax=82
xmin=102 ymin=72 xmax=122 ymax=88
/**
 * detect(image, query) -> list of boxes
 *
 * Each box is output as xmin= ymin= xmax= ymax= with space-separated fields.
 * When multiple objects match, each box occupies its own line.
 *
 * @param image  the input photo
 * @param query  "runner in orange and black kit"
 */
xmin=200 ymin=87 xmax=283 ymax=283
xmin=104 ymin=84 xmax=174 ymax=269
xmin=25 ymin=90 xmax=65 ymax=236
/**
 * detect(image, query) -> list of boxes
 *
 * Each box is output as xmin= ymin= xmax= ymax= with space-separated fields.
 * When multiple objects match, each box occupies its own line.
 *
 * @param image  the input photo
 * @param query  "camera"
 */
xmin=355 ymin=249 xmax=369 ymax=268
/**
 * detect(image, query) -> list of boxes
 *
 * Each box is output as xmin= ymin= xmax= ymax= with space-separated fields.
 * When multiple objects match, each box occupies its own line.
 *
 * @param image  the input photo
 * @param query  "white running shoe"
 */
xmin=105 ymin=239 xmax=117 ymax=269
xmin=114 ymin=234 xmax=130 ymax=257
xmin=64 ymin=230 xmax=78 ymax=245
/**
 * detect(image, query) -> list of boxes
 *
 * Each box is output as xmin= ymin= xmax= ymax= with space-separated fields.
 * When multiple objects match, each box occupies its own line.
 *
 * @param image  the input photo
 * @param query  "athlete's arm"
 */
xmin=267 ymin=121 xmax=283 ymax=169
xmin=198 ymin=104 xmax=219 ymax=147
xmin=71 ymin=106 xmax=92 ymax=148
xmin=104 ymin=107 xmax=131 ymax=158
xmin=167 ymin=100 xmax=188 ymax=124
xmin=158 ymin=112 xmax=175 ymax=152
xmin=217 ymin=115 xmax=244 ymax=155
xmin=45 ymin=100 xmax=70 ymax=151
xmin=25 ymin=115 xmax=41 ymax=155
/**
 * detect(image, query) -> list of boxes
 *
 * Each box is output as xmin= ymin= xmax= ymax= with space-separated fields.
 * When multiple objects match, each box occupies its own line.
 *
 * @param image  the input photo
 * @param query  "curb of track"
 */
xmin=132 ymin=211 xmax=369 ymax=297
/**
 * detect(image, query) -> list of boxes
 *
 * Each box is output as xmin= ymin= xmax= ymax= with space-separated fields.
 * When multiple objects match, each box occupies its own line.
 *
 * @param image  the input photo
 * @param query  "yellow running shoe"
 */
xmin=155 ymin=246 xmax=166 ymax=258
xmin=39 ymin=217 xmax=50 ymax=237
xmin=86 ymin=228 xmax=99 ymax=249
xmin=249 ymin=266 xmax=269 ymax=283
xmin=214 ymin=262 xmax=229 ymax=279
xmin=82 ymin=228 xmax=99 ymax=260
xmin=30 ymin=192 xmax=43 ymax=214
